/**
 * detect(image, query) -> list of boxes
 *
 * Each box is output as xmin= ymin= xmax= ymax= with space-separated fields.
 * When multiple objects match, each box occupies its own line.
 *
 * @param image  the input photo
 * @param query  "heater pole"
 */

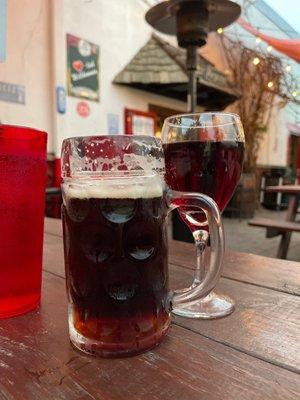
xmin=187 ymin=45 xmax=198 ymax=113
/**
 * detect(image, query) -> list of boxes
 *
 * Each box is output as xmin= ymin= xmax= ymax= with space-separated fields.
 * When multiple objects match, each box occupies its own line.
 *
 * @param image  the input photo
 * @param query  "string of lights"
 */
xmin=216 ymin=27 xmax=300 ymax=103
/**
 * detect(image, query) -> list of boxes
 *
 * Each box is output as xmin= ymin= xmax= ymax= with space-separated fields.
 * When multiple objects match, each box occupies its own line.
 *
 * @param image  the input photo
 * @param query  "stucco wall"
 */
xmin=52 ymin=0 xmax=188 ymax=156
xmin=0 ymin=0 xmax=53 ymax=151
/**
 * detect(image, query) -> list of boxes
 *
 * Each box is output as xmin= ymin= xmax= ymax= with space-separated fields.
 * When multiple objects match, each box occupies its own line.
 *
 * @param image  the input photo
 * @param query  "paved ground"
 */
xmin=223 ymin=207 xmax=300 ymax=261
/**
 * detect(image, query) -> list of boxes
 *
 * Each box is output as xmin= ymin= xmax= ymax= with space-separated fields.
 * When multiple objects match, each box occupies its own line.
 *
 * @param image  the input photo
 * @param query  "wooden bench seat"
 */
xmin=249 ymin=192 xmax=300 ymax=259
xmin=248 ymin=218 xmax=300 ymax=233
xmin=248 ymin=218 xmax=300 ymax=259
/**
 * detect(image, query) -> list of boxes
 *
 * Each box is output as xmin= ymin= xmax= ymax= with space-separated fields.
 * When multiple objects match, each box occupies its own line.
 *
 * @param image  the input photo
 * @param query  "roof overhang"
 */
xmin=113 ymin=34 xmax=240 ymax=110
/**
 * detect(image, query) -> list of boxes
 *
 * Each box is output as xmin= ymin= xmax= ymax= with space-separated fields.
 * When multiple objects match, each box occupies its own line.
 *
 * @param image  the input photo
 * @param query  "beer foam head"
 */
xmin=63 ymin=174 xmax=164 ymax=199
xmin=61 ymin=136 xmax=165 ymax=179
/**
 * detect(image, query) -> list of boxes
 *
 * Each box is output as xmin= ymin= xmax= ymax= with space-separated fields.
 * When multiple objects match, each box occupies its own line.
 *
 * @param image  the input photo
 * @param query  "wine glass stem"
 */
xmin=192 ymin=230 xmax=208 ymax=287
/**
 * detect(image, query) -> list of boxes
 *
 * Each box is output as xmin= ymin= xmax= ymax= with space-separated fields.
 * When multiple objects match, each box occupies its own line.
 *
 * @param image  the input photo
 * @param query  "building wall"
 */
xmin=1 ymin=0 xmax=297 ymax=167
xmin=0 ymin=0 xmax=188 ymax=157
xmin=0 ymin=0 xmax=53 ymax=151
xmin=51 ymin=0 xmax=188 ymax=156
xmin=256 ymin=101 xmax=289 ymax=166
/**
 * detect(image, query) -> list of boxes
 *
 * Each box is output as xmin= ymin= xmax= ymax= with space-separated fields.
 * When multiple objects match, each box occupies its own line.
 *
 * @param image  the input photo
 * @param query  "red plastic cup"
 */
xmin=0 ymin=125 xmax=47 ymax=318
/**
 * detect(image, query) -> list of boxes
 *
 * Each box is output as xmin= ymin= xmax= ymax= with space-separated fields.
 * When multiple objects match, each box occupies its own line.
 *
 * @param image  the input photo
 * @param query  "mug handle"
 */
xmin=166 ymin=189 xmax=224 ymax=311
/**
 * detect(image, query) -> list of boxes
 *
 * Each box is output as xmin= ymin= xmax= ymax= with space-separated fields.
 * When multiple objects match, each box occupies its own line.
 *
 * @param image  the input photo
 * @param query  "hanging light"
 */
xmin=267 ymin=81 xmax=274 ymax=88
xmin=253 ymin=57 xmax=260 ymax=65
xmin=217 ymin=27 xmax=223 ymax=34
xmin=267 ymin=45 xmax=272 ymax=52
xmin=255 ymin=37 xmax=261 ymax=43
xmin=292 ymin=90 xmax=299 ymax=97
xmin=285 ymin=65 xmax=292 ymax=72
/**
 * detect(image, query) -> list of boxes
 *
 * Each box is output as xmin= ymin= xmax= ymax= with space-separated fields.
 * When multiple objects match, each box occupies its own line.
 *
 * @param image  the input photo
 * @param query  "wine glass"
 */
xmin=162 ymin=112 xmax=245 ymax=319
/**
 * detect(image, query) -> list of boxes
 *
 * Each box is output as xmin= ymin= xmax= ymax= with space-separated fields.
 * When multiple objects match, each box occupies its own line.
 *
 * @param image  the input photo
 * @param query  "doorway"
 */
xmin=148 ymin=104 xmax=185 ymax=139
xmin=288 ymin=134 xmax=300 ymax=183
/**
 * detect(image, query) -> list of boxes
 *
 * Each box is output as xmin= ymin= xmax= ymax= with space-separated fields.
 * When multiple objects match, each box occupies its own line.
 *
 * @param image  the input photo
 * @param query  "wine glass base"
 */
xmin=172 ymin=291 xmax=235 ymax=319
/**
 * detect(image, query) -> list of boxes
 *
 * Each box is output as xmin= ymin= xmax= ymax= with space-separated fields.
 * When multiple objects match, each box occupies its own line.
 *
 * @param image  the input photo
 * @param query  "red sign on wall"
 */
xmin=77 ymin=101 xmax=90 ymax=118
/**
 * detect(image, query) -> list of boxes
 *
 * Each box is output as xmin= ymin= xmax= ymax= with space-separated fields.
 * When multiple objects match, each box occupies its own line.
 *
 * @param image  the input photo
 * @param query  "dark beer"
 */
xmin=62 ymin=177 xmax=170 ymax=357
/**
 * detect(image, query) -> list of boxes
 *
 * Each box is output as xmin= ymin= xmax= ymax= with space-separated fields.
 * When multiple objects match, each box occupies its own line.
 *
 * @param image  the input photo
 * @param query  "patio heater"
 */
xmin=146 ymin=0 xmax=241 ymax=112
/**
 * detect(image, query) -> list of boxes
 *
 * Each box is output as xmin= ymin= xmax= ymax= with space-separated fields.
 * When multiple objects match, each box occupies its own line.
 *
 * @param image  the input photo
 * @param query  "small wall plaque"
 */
xmin=0 ymin=82 xmax=25 ymax=104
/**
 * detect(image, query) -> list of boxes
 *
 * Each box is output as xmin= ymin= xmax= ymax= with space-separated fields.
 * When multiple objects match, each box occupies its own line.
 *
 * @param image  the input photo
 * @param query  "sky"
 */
xmin=264 ymin=0 xmax=300 ymax=33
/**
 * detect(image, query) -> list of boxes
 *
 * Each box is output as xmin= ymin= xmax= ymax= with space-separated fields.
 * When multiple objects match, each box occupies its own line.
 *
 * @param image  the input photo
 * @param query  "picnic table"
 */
xmin=249 ymin=185 xmax=300 ymax=259
xmin=0 ymin=218 xmax=299 ymax=399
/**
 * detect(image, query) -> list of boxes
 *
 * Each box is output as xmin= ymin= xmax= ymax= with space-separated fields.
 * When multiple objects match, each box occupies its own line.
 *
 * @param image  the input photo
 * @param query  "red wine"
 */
xmin=164 ymin=141 xmax=244 ymax=229
xmin=62 ymin=179 xmax=170 ymax=357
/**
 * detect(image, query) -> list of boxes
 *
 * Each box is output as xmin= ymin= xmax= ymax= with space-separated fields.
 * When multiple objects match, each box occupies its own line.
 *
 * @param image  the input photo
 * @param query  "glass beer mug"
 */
xmin=61 ymin=135 xmax=224 ymax=357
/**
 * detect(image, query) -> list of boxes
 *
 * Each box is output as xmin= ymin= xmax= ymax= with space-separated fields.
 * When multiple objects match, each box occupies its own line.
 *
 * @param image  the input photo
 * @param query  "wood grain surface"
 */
xmin=0 ymin=272 xmax=299 ymax=400
xmin=168 ymin=239 xmax=300 ymax=296
xmin=1 ymin=218 xmax=299 ymax=399
xmin=44 ymin=217 xmax=62 ymax=236
xmin=42 ymin=232 xmax=300 ymax=374
xmin=44 ymin=219 xmax=300 ymax=296
xmin=171 ymin=266 xmax=300 ymax=373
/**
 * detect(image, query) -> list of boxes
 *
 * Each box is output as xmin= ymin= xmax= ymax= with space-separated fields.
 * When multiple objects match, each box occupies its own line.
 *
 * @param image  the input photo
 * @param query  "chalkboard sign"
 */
xmin=67 ymin=34 xmax=100 ymax=102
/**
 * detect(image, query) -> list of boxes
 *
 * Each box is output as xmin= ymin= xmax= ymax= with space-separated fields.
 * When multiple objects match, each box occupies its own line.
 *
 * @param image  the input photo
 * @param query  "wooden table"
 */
xmin=0 ymin=218 xmax=300 ymax=399
xmin=266 ymin=185 xmax=300 ymax=195
xmin=266 ymin=185 xmax=300 ymax=258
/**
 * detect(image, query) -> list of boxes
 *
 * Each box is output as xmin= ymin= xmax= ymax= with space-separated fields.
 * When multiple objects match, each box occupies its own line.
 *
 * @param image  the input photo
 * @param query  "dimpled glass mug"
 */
xmin=61 ymin=135 xmax=224 ymax=357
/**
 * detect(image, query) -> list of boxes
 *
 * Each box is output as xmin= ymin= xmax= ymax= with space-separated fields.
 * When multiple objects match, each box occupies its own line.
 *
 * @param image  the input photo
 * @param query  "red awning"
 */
xmin=238 ymin=18 xmax=300 ymax=63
